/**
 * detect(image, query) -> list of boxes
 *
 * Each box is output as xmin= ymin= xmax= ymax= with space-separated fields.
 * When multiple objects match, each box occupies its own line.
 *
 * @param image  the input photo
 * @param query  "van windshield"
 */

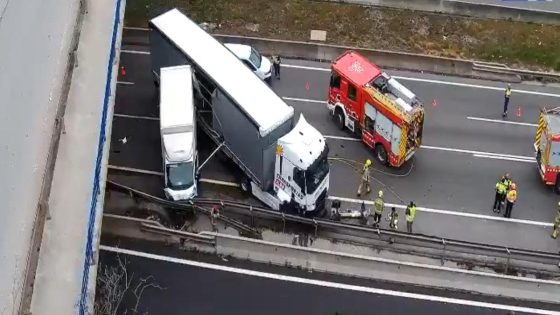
xmin=166 ymin=162 xmax=194 ymax=190
xmin=249 ymin=48 xmax=262 ymax=69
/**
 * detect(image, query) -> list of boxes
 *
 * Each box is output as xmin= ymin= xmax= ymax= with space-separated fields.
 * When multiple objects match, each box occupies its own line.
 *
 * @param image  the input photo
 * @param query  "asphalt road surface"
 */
xmin=98 ymin=243 xmax=554 ymax=315
xmin=109 ymin=30 xmax=560 ymax=252
xmin=467 ymin=0 xmax=559 ymax=12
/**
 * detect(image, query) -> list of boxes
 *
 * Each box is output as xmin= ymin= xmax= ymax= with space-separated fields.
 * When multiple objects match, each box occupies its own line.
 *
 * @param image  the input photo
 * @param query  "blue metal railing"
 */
xmin=77 ymin=0 xmax=123 ymax=313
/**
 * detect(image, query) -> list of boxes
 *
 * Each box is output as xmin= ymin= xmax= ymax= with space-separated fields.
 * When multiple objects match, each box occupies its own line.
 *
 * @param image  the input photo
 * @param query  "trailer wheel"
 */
xmin=240 ymin=177 xmax=252 ymax=194
xmin=375 ymin=144 xmax=388 ymax=165
xmin=334 ymin=108 xmax=345 ymax=130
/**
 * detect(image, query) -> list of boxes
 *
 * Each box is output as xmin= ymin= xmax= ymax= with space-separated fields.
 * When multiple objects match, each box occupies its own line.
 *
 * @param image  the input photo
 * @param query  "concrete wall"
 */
xmin=213 ymin=233 xmax=560 ymax=304
xmin=321 ymin=0 xmax=560 ymax=25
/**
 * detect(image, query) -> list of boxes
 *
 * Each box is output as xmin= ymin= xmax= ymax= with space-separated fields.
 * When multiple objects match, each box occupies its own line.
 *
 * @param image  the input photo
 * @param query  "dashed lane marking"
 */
xmin=100 ymin=246 xmax=559 ymax=315
xmin=467 ymin=116 xmax=538 ymax=127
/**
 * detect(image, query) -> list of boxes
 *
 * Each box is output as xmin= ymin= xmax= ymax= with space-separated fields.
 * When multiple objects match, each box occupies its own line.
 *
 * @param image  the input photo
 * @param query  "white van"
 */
xmin=224 ymin=43 xmax=272 ymax=82
xmin=159 ymin=65 xmax=197 ymax=201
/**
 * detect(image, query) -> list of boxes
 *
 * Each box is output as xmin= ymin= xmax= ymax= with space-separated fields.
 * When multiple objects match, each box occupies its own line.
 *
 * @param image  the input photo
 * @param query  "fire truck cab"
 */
xmin=327 ymin=51 xmax=425 ymax=167
xmin=534 ymin=107 xmax=560 ymax=192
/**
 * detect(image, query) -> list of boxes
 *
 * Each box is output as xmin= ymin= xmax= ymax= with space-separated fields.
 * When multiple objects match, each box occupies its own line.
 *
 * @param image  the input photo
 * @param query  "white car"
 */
xmin=224 ymin=43 xmax=272 ymax=82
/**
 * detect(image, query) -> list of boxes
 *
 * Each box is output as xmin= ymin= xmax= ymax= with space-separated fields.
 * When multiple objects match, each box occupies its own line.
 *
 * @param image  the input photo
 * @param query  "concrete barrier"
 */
xmin=213 ymin=233 xmax=560 ymax=304
xmin=213 ymin=34 xmax=522 ymax=82
xmin=320 ymin=0 xmax=560 ymax=25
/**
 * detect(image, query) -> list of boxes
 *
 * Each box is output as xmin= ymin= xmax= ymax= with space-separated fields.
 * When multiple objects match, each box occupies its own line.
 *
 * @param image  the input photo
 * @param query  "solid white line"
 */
xmin=108 ymin=165 xmax=163 ymax=176
xmin=421 ymin=145 xmax=533 ymax=161
xmin=324 ymin=135 xmax=361 ymax=142
xmin=117 ymin=81 xmax=135 ymax=85
xmin=121 ymin=49 xmax=150 ymax=55
xmin=124 ymin=26 xmax=149 ymax=31
xmin=113 ymin=113 xmax=159 ymax=121
xmin=473 ymin=154 xmax=535 ymax=163
xmin=283 ymin=96 xmax=327 ymax=104
xmin=330 ymin=196 xmax=553 ymax=227
xmin=467 ymin=116 xmax=538 ymax=127
xmin=282 ymin=63 xmax=560 ymax=98
xmin=100 ymin=246 xmax=559 ymax=315
xmin=197 ymin=177 xmax=552 ymax=227
xmin=200 ymin=178 xmax=240 ymax=187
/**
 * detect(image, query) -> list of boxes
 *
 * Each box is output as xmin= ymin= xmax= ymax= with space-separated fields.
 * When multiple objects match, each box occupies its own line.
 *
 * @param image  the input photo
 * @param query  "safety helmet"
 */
xmin=378 ymin=190 xmax=383 ymax=197
xmin=366 ymin=159 xmax=372 ymax=166
xmin=510 ymin=183 xmax=516 ymax=190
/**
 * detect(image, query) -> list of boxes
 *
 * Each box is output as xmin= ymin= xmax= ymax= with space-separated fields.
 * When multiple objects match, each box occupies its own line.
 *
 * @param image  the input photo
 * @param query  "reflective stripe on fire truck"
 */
xmin=399 ymin=125 xmax=407 ymax=163
xmin=534 ymin=111 xmax=545 ymax=149
xmin=366 ymin=87 xmax=409 ymax=122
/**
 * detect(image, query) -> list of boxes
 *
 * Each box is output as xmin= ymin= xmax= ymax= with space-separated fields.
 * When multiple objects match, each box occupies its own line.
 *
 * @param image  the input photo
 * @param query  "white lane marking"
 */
xmin=473 ymin=154 xmax=535 ymax=163
xmin=282 ymin=63 xmax=560 ymax=98
xmin=113 ymin=113 xmax=159 ymax=121
xmin=421 ymin=145 xmax=533 ymax=161
xmin=124 ymin=26 xmax=149 ymax=31
xmin=467 ymin=116 xmax=538 ymax=127
xmin=121 ymin=49 xmax=150 ymax=55
xmin=117 ymin=81 xmax=135 ymax=85
xmin=100 ymin=246 xmax=559 ymax=315
xmin=200 ymin=178 xmax=240 ymax=187
xmin=283 ymin=96 xmax=327 ymax=104
xmin=198 ymin=178 xmax=552 ymax=227
xmin=114 ymin=52 xmax=560 ymax=98
xmin=108 ymin=165 xmax=163 ymax=176
xmin=330 ymin=196 xmax=553 ymax=227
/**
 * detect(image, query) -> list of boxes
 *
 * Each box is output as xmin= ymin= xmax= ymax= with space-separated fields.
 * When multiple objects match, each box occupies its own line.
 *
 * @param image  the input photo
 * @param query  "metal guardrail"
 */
xmin=106 ymin=181 xmax=560 ymax=268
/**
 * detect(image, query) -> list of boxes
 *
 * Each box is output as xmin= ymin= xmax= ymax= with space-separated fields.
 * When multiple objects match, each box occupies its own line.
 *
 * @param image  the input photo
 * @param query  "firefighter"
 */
xmin=386 ymin=207 xmax=399 ymax=231
xmin=551 ymin=202 xmax=560 ymax=239
xmin=356 ymin=159 xmax=372 ymax=197
xmin=272 ymin=55 xmax=281 ymax=79
xmin=210 ymin=205 xmax=220 ymax=229
xmin=504 ymin=183 xmax=517 ymax=218
xmin=492 ymin=177 xmax=507 ymax=213
xmin=502 ymin=84 xmax=512 ymax=118
xmin=373 ymin=190 xmax=384 ymax=227
xmin=406 ymin=201 xmax=416 ymax=233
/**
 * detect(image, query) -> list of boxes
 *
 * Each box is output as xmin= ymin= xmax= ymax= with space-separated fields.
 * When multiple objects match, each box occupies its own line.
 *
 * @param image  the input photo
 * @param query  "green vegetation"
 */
xmin=125 ymin=0 xmax=560 ymax=70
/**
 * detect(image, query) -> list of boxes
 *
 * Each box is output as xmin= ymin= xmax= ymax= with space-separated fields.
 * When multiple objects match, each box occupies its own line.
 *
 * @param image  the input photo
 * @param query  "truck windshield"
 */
xmin=304 ymin=145 xmax=330 ymax=194
xmin=249 ymin=48 xmax=262 ymax=69
xmin=166 ymin=162 xmax=194 ymax=190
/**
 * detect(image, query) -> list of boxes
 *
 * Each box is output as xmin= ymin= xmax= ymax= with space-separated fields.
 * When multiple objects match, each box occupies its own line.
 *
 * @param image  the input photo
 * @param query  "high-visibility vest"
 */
xmin=406 ymin=206 xmax=416 ymax=222
xmin=554 ymin=211 xmax=560 ymax=225
xmin=362 ymin=165 xmax=370 ymax=181
xmin=506 ymin=190 xmax=517 ymax=203
xmin=495 ymin=181 xmax=506 ymax=194
xmin=374 ymin=197 xmax=384 ymax=214
xmin=505 ymin=88 xmax=512 ymax=98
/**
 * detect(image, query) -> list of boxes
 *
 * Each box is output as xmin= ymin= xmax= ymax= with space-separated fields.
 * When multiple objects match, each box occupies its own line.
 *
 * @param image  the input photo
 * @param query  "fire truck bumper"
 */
xmin=326 ymin=101 xmax=335 ymax=114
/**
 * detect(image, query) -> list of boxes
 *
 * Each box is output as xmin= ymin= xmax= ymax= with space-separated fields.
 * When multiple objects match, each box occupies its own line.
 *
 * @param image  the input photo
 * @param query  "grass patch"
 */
xmin=125 ymin=0 xmax=560 ymax=70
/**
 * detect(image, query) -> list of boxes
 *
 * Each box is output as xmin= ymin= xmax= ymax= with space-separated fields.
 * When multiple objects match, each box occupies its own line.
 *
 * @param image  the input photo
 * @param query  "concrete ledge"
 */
xmin=319 ymin=0 xmax=560 ymax=25
xmin=212 ymin=34 xmax=522 ymax=83
xmin=211 ymin=233 xmax=560 ymax=304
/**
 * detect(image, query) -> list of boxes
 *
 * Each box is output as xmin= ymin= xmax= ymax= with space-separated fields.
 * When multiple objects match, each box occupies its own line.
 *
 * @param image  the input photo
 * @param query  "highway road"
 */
xmin=468 ymin=0 xmax=559 ymax=12
xmin=108 ymin=30 xmax=560 ymax=252
xmin=0 ymin=0 xmax=79 ymax=312
xmin=98 ymin=241 xmax=558 ymax=315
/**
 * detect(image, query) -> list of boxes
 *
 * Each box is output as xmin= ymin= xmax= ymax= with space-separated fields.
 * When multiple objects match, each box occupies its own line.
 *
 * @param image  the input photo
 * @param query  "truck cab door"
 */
xmin=329 ymin=72 xmax=342 ymax=103
xmin=340 ymin=79 xmax=359 ymax=132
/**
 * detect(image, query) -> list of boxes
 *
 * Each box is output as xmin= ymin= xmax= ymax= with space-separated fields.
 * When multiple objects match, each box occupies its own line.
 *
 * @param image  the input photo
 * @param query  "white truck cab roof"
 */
xmin=278 ymin=114 xmax=326 ymax=170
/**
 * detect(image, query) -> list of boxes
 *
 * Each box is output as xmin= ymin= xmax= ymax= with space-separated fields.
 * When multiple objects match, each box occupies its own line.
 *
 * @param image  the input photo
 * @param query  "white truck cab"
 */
xmin=224 ymin=43 xmax=272 ymax=82
xmin=159 ymin=65 xmax=197 ymax=201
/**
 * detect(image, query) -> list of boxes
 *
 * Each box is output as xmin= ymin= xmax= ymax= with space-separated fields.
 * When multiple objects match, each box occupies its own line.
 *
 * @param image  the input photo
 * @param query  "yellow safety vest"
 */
xmin=495 ymin=181 xmax=506 ymax=194
xmin=374 ymin=197 xmax=384 ymax=214
xmin=505 ymin=88 xmax=512 ymax=98
xmin=406 ymin=206 xmax=416 ymax=222
xmin=506 ymin=190 xmax=517 ymax=203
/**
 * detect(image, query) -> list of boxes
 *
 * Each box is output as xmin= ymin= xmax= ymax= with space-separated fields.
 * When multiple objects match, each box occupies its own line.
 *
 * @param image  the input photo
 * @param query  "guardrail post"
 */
xmin=282 ymin=213 xmax=286 ymax=233
xmin=505 ymin=248 xmax=511 ymax=274
xmin=313 ymin=219 xmax=318 ymax=237
xmin=249 ymin=205 xmax=254 ymax=227
xmin=441 ymin=239 xmax=446 ymax=266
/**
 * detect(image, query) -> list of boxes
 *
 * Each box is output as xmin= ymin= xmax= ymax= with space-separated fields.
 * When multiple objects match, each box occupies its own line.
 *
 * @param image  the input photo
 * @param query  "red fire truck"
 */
xmin=327 ymin=51 xmax=425 ymax=167
xmin=534 ymin=107 xmax=560 ymax=192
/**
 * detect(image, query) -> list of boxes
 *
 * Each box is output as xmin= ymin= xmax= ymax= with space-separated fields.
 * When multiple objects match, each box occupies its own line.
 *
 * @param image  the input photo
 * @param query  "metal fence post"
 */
xmin=441 ymin=239 xmax=446 ymax=266
xmin=313 ymin=219 xmax=318 ymax=237
xmin=505 ymin=248 xmax=511 ymax=274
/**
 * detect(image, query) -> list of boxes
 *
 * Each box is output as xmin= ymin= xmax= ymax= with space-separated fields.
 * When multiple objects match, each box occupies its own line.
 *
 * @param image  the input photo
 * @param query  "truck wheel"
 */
xmin=240 ymin=177 xmax=252 ymax=194
xmin=375 ymin=144 xmax=388 ymax=165
xmin=335 ymin=108 xmax=345 ymax=130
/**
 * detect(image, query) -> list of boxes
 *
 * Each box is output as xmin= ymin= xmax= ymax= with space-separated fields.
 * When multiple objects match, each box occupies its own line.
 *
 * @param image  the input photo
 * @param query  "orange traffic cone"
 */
xmin=516 ymin=106 xmax=522 ymax=117
xmin=432 ymin=99 xmax=438 ymax=107
xmin=120 ymin=66 xmax=126 ymax=77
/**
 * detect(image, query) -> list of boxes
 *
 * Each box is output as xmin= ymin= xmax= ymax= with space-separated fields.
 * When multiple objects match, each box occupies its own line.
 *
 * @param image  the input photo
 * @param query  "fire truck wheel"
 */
xmin=375 ymin=144 xmax=388 ymax=165
xmin=555 ymin=176 xmax=560 ymax=194
xmin=335 ymin=108 xmax=345 ymax=130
